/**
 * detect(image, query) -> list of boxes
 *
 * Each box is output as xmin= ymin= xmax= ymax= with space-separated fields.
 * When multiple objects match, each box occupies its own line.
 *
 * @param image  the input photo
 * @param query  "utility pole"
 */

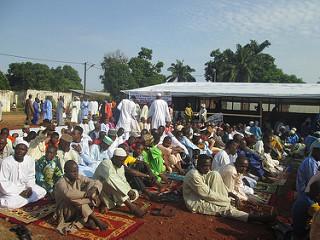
xmin=213 ymin=68 xmax=217 ymax=82
xmin=83 ymin=62 xmax=87 ymax=96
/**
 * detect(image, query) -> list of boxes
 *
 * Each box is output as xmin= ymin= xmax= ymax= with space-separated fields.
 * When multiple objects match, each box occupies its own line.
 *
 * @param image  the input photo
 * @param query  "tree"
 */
xmin=166 ymin=60 xmax=196 ymax=82
xmin=0 ymin=70 xmax=10 ymax=90
xmin=101 ymin=48 xmax=166 ymax=98
xmin=7 ymin=62 xmax=83 ymax=91
xmin=51 ymin=65 xmax=83 ymax=91
xmin=100 ymin=50 xmax=135 ymax=98
xmin=128 ymin=47 xmax=165 ymax=87
xmin=205 ymin=40 xmax=304 ymax=83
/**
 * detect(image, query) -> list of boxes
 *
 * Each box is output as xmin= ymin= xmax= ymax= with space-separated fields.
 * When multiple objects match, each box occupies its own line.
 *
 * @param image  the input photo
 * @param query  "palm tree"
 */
xmin=166 ymin=60 xmax=196 ymax=82
xmin=205 ymin=40 xmax=271 ymax=82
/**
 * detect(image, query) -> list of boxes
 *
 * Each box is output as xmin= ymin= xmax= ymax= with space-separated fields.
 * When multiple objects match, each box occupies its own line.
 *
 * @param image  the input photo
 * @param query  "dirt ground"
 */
xmin=0 ymin=112 xmax=275 ymax=240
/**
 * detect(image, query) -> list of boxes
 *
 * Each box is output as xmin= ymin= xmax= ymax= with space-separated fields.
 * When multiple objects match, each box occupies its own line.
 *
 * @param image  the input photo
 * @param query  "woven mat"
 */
xmin=0 ymin=199 xmax=55 ymax=224
xmin=35 ymin=211 xmax=144 ymax=240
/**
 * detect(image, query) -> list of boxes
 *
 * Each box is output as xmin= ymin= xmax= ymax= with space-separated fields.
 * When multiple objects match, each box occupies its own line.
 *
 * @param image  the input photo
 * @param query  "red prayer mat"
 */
xmin=0 ymin=199 xmax=55 ymax=224
xmin=35 ymin=211 xmax=144 ymax=240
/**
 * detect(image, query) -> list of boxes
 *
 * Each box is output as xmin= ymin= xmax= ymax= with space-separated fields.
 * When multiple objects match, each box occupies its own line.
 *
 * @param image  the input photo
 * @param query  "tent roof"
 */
xmin=123 ymin=82 xmax=320 ymax=100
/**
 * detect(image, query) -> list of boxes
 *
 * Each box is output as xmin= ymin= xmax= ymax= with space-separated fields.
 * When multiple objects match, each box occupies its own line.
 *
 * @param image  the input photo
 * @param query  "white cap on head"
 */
xmin=15 ymin=138 xmax=29 ymax=148
xmin=156 ymin=93 xmax=162 ymax=97
xmin=113 ymin=148 xmax=127 ymax=157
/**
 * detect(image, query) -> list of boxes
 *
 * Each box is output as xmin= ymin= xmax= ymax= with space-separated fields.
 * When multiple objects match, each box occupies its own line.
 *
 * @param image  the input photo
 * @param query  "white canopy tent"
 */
xmin=123 ymin=82 xmax=320 ymax=124
xmin=123 ymin=82 xmax=320 ymax=100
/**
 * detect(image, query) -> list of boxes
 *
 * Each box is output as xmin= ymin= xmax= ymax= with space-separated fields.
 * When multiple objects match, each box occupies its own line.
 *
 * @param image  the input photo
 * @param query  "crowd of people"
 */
xmin=1 ymin=92 xmax=320 ymax=239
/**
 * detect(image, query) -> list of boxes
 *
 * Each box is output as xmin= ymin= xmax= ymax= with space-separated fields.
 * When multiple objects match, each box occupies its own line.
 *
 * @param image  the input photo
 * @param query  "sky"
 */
xmin=0 ymin=0 xmax=320 ymax=90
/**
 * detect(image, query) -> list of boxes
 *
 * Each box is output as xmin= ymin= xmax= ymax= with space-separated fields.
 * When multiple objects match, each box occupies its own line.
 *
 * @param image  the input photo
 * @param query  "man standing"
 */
xmin=70 ymin=97 xmax=80 ymax=123
xmin=148 ymin=93 xmax=171 ymax=129
xmin=0 ymin=139 xmax=47 ymax=208
xmin=56 ymin=96 xmax=65 ymax=126
xmin=80 ymin=97 xmax=90 ymax=122
xmin=93 ymin=148 xmax=146 ymax=217
xmin=116 ymin=97 xmax=137 ymax=140
xmin=54 ymin=160 xmax=106 ymax=234
xmin=25 ymin=94 xmax=34 ymax=124
xmin=32 ymin=97 xmax=40 ymax=125
xmin=43 ymin=96 xmax=52 ymax=121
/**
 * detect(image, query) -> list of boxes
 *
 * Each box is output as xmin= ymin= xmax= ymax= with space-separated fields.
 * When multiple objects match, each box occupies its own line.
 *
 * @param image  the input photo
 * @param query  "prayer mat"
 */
xmin=254 ymin=182 xmax=278 ymax=194
xmin=0 ymin=199 xmax=55 ymax=224
xmin=35 ymin=211 xmax=144 ymax=240
xmin=239 ymin=201 xmax=275 ymax=216
xmin=254 ymin=192 xmax=273 ymax=204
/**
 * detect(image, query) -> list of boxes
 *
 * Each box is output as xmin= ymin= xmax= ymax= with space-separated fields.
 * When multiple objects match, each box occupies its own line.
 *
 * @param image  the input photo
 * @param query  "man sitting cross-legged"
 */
xmin=54 ymin=160 xmax=107 ymax=234
xmin=183 ymin=154 xmax=274 ymax=223
xmin=93 ymin=148 xmax=146 ymax=217
xmin=0 ymin=139 xmax=47 ymax=209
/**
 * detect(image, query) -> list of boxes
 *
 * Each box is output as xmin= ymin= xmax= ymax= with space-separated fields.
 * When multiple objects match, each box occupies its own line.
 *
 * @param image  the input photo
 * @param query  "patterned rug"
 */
xmin=35 ymin=211 xmax=144 ymax=240
xmin=0 ymin=199 xmax=55 ymax=224
xmin=254 ymin=182 xmax=278 ymax=194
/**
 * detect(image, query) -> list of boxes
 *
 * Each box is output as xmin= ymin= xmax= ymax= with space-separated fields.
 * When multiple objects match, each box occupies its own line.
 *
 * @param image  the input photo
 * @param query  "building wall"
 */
xmin=0 ymin=89 xmax=73 ymax=112
xmin=0 ymin=90 xmax=15 ymax=112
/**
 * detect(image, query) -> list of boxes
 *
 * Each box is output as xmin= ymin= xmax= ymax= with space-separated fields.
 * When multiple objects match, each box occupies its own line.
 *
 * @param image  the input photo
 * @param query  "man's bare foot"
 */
xmin=132 ymin=207 xmax=147 ymax=218
xmin=95 ymin=218 xmax=107 ymax=231
xmin=84 ymin=219 xmax=97 ymax=230
xmin=89 ymin=214 xmax=108 ymax=231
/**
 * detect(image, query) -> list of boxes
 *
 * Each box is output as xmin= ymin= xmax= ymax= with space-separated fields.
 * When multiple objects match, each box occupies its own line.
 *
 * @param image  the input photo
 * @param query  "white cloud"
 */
xmin=182 ymin=0 xmax=320 ymax=39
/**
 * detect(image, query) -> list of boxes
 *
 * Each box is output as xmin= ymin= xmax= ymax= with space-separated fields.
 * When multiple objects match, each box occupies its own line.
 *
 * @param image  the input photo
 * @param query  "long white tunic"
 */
xmin=148 ymin=99 xmax=171 ymax=129
xmin=0 ymin=155 xmax=46 ymax=209
xmin=70 ymin=101 xmax=81 ymax=123
xmin=116 ymin=99 xmax=136 ymax=132
xmin=140 ymin=105 xmax=149 ymax=120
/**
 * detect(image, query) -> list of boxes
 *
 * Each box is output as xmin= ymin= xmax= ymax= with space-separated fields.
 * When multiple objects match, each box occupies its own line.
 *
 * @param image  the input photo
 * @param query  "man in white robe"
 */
xmin=212 ymin=140 xmax=238 ymax=171
xmin=70 ymin=97 xmax=81 ymax=123
xmin=0 ymin=140 xmax=46 ymax=209
xmin=116 ymin=98 xmax=137 ymax=140
xmin=90 ymin=136 xmax=113 ymax=165
xmin=148 ymin=93 xmax=171 ymax=129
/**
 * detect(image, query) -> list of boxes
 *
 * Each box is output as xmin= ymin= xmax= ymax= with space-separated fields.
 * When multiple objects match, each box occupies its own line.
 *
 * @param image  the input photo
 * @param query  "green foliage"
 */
xmin=167 ymin=60 xmax=196 ymax=82
xmin=0 ymin=70 xmax=10 ymax=90
xmin=205 ymin=40 xmax=304 ymax=83
xmin=6 ymin=62 xmax=83 ymax=91
xmin=101 ymin=48 xmax=166 ymax=98
xmin=100 ymin=50 xmax=135 ymax=98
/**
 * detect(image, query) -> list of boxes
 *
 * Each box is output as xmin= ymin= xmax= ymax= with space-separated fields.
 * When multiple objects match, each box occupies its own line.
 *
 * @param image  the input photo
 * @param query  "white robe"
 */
xmin=70 ymin=101 xmax=81 ymax=123
xmin=140 ymin=105 xmax=149 ymax=120
xmin=0 ymin=155 xmax=46 ymax=209
xmin=90 ymin=144 xmax=110 ymax=163
xmin=212 ymin=150 xmax=235 ymax=171
xmin=116 ymin=99 xmax=137 ymax=138
xmin=148 ymin=99 xmax=171 ymax=129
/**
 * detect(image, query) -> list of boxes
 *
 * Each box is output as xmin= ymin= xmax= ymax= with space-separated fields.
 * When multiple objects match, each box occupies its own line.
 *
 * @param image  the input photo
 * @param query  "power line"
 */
xmin=0 ymin=52 xmax=84 ymax=65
